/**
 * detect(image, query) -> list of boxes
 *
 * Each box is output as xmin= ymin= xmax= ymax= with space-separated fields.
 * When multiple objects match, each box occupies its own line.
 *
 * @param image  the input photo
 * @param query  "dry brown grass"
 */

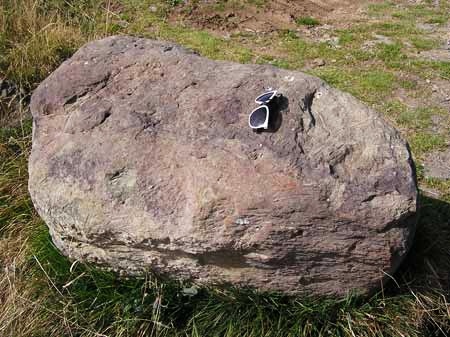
xmin=0 ymin=0 xmax=94 ymax=89
xmin=0 ymin=0 xmax=107 ymax=125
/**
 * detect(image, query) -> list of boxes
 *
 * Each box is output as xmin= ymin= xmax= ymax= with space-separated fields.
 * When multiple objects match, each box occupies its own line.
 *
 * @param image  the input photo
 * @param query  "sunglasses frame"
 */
xmin=248 ymin=104 xmax=270 ymax=129
xmin=255 ymin=90 xmax=278 ymax=105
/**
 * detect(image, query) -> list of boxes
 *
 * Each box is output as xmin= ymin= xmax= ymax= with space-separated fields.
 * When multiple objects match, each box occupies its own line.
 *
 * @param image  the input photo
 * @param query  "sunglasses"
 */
xmin=248 ymin=90 xmax=278 ymax=130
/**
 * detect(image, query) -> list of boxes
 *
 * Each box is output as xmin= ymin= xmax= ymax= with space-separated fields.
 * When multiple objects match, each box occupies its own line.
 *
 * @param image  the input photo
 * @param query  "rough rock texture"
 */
xmin=29 ymin=36 xmax=418 ymax=296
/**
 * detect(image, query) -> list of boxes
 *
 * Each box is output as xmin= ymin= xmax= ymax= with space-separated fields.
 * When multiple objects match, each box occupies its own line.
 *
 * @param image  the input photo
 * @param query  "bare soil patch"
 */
xmin=424 ymin=148 xmax=450 ymax=179
xmin=168 ymin=0 xmax=383 ymax=35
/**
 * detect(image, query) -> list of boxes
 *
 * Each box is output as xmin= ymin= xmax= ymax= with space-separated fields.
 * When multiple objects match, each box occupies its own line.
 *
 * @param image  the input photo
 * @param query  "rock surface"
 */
xmin=29 ymin=36 xmax=418 ymax=296
xmin=418 ymin=48 xmax=450 ymax=62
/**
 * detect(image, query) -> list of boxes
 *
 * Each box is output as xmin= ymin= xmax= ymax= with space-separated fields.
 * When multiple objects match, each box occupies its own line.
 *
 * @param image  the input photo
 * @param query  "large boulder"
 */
xmin=29 ymin=36 xmax=418 ymax=296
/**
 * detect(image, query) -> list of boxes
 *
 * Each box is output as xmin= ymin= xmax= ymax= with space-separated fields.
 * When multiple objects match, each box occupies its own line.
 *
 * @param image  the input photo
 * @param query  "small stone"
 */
xmin=416 ymin=23 xmax=437 ymax=32
xmin=419 ymin=49 xmax=450 ymax=62
xmin=372 ymin=34 xmax=393 ymax=45
xmin=420 ymin=186 xmax=441 ymax=198
xmin=117 ymin=20 xmax=129 ymax=28
xmin=235 ymin=218 xmax=250 ymax=225
xmin=328 ymin=37 xmax=340 ymax=47
xmin=182 ymin=286 xmax=198 ymax=296
xmin=312 ymin=58 xmax=326 ymax=67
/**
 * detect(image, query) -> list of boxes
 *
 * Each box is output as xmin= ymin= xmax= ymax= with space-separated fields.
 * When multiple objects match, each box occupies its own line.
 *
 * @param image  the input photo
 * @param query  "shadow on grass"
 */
xmin=395 ymin=194 xmax=450 ymax=293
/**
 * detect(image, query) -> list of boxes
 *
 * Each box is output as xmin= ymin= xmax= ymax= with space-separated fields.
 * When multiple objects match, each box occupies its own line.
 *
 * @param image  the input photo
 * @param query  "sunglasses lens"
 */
xmin=255 ymin=91 xmax=276 ymax=104
xmin=249 ymin=106 xmax=268 ymax=128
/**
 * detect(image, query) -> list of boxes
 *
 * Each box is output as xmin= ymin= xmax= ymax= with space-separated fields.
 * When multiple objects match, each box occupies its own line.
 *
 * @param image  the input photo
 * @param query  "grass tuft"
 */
xmin=295 ymin=16 xmax=320 ymax=27
xmin=410 ymin=36 xmax=439 ymax=51
xmin=0 ymin=0 xmax=108 ymax=92
xmin=408 ymin=133 xmax=447 ymax=156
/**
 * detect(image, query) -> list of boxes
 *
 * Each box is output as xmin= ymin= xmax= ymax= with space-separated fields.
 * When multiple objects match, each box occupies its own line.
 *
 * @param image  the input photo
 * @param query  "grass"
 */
xmin=397 ymin=106 xmax=445 ymax=130
xmin=409 ymin=133 xmax=447 ymax=155
xmin=311 ymin=67 xmax=396 ymax=105
xmin=295 ymin=17 xmax=320 ymax=27
xmin=246 ymin=0 xmax=266 ymax=8
xmin=0 ymin=0 xmax=105 ymax=91
xmin=385 ymin=102 xmax=449 ymax=155
xmin=167 ymin=0 xmax=183 ymax=7
xmin=410 ymin=36 xmax=439 ymax=51
xmin=1 ymin=0 xmax=450 ymax=336
xmin=435 ymin=61 xmax=450 ymax=79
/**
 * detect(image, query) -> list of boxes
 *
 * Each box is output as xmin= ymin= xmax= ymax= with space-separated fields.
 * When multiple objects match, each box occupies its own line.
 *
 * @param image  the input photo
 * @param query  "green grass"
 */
xmin=397 ymin=106 xmax=446 ymax=130
xmin=409 ymin=133 xmax=447 ymax=155
xmin=312 ymin=67 xmax=396 ymax=105
xmin=157 ymin=25 xmax=254 ymax=63
xmin=167 ymin=0 xmax=183 ymax=7
xmin=0 ymin=0 xmax=109 ymax=91
xmin=425 ymin=15 xmax=449 ymax=24
xmin=434 ymin=61 xmax=450 ymax=79
xmin=376 ymin=42 xmax=404 ymax=65
xmin=371 ymin=22 xmax=419 ymax=37
xmin=391 ymin=3 xmax=450 ymax=23
xmin=423 ymin=178 xmax=450 ymax=199
xmin=2 ymin=0 xmax=450 ymax=336
xmin=295 ymin=16 xmax=320 ymax=27
xmin=246 ymin=0 xmax=266 ymax=7
xmin=367 ymin=2 xmax=396 ymax=17
xmin=410 ymin=36 xmax=439 ymax=51
xmin=385 ymin=102 xmax=448 ymax=155
xmin=337 ymin=31 xmax=355 ymax=46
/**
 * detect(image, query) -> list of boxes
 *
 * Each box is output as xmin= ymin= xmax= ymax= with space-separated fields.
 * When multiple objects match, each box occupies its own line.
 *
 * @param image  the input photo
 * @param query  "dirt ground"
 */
xmin=168 ymin=0 xmax=384 ymax=35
